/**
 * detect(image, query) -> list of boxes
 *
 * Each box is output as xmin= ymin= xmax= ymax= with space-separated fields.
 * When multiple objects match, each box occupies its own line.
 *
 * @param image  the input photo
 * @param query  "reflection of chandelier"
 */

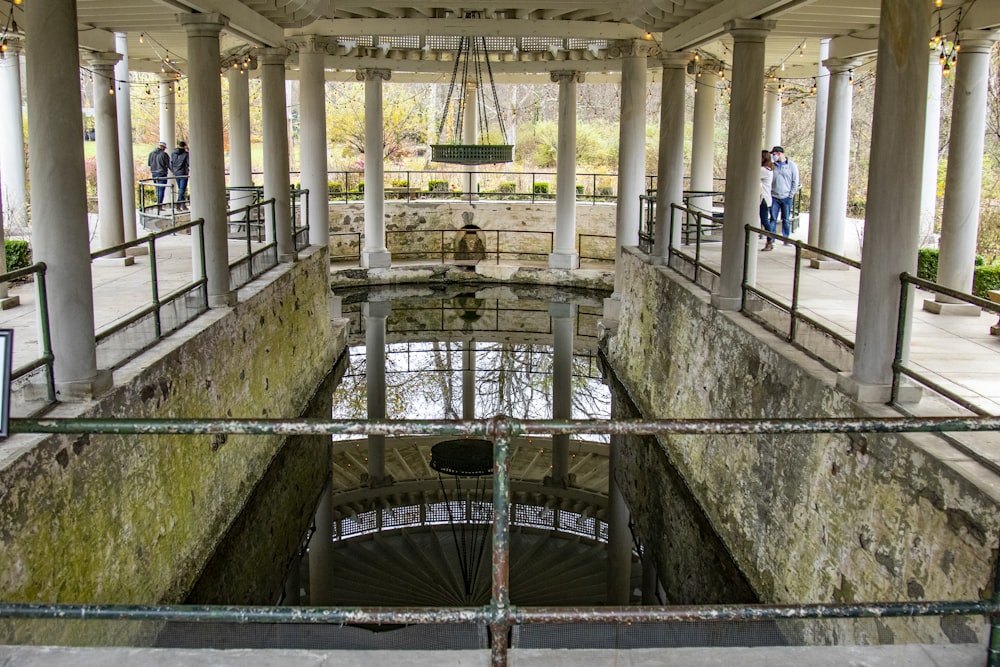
xmin=430 ymin=438 xmax=494 ymax=599
xmin=431 ymin=25 xmax=513 ymax=165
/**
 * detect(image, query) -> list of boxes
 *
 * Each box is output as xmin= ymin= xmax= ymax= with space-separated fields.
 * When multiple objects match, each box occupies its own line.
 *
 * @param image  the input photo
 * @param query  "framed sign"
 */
xmin=0 ymin=329 xmax=11 ymax=437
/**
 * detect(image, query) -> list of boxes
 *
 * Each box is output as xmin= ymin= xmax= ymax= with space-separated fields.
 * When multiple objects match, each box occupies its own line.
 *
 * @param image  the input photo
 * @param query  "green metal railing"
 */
xmin=0 ymin=263 xmax=55 ymax=414
xmin=663 ymin=202 xmax=722 ymax=290
xmin=4 ymin=415 xmax=1000 ymax=666
xmin=290 ymin=187 xmax=310 ymax=251
xmin=228 ymin=197 xmax=278 ymax=291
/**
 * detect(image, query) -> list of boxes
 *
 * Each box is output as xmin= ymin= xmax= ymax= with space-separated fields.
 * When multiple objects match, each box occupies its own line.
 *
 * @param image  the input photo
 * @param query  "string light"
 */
xmin=139 ymin=32 xmax=144 ymax=44
xmin=935 ymin=0 xmax=943 ymax=6
xmin=0 ymin=38 xmax=6 ymax=53
xmin=811 ymin=78 xmax=817 ymax=95
xmin=848 ymin=71 xmax=854 ymax=85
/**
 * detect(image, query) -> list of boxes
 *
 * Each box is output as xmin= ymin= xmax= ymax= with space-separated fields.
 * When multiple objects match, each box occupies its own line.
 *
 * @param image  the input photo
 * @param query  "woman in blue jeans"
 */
xmin=760 ymin=150 xmax=775 ymax=251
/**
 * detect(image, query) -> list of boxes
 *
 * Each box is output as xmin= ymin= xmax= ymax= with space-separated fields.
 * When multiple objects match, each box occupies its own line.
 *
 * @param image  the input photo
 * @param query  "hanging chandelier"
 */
xmin=431 ymin=25 xmax=513 ymax=165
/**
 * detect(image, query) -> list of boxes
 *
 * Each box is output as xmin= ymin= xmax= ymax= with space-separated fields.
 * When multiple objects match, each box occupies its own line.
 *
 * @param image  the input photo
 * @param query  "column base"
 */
xmin=208 ymin=291 xmax=238 ymax=308
xmin=126 ymin=246 xmax=149 ymax=257
xmin=362 ymin=250 xmax=391 ymax=269
xmin=56 ymin=368 xmax=113 ymax=401
xmin=93 ymin=256 xmax=135 ymax=267
xmin=711 ymin=293 xmax=741 ymax=311
xmin=278 ymin=252 xmax=298 ymax=264
xmin=548 ymin=252 xmax=579 ymax=270
xmin=0 ymin=295 xmax=20 ymax=310
xmin=800 ymin=249 xmax=821 ymax=261
xmin=836 ymin=372 xmax=922 ymax=404
xmin=328 ymin=295 xmax=343 ymax=320
xmin=602 ymin=295 xmax=621 ymax=322
xmin=809 ymin=258 xmax=850 ymax=271
xmin=921 ymin=299 xmax=981 ymax=317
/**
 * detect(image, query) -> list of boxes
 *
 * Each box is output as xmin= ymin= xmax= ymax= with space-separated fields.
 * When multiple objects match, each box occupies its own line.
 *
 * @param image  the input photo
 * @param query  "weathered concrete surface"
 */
xmin=330 ymin=263 xmax=614 ymax=293
xmin=0 ymin=248 xmax=344 ymax=618
xmin=604 ymin=247 xmax=1000 ymax=644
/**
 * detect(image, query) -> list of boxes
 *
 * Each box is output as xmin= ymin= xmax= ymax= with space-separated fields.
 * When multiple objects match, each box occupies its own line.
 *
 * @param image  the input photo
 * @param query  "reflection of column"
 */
xmin=920 ymin=52 xmax=943 ymax=245
xmin=689 ymin=65 xmax=719 ymax=215
xmin=550 ymin=71 xmax=581 ymax=269
xmin=258 ymin=48 xmax=295 ymax=262
xmin=25 ymin=0 xmax=110 ymax=397
xmin=713 ymin=20 xmax=774 ymax=311
xmin=463 ymin=83 xmax=478 ymax=196
xmin=547 ymin=303 xmax=575 ymax=487
xmin=807 ymin=39 xmax=831 ymax=251
xmin=655 ymin=53 xmax=690 ymax=256
xmin=811 ymin=58 xmax=860 ymax=268
xmin=926 ymin=30 xmax=1000 ymax=315
xmin=114 ymin=33 xmax=139 ymax=245
xmin=309 ymin=479 xmax=335 ymax=605
xmin=181 ymin=13 xmax=235 ymax=308
xmin=158 ymin=72 xmax=176 ymax=150
xmin=606 ymin=433 xmax=631 ymax=605
xmin=0 ymin=37 xmax=27 ymax=225
xmin=365 ymin=302 xmax=391 ymax=486
xmin=839 ymin=0 xmax=931 ymax=402
xmin=462 ymin=340 xmax=476 ymax=420
xmin=763 ymin=82 xmax=781 ymax=150
xmin=227 ymin=65 xmax=254 ymax=215
xmin=359 ymin=69 xmax=391 ymax=268
xmin=283 ymin=559 xmax=301 ymax=604
xmin=299 ymin=39 xmax=331 ymax=249
xmin=88 ymin=52 xmax=131 ymax=263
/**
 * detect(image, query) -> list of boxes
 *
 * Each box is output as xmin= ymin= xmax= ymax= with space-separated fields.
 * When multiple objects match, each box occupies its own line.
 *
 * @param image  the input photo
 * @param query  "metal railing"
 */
xmin=0 ymin=263 xmax=55 ymax=416
xmin=664 ymin=202 xmax=722 ymax=291
xmin=290 ymin=187 xmax=310 ymax=251
xmin=3 ymin=414 xmax=1000 ymax=666
xmin=228 ymin=197 xmax=278 ymax=291
xmin=90 ymin=220 xmax=209 ymax=371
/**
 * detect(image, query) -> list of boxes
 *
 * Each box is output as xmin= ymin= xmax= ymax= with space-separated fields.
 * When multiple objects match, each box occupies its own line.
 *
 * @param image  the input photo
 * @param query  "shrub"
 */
xmin=356 ymin=182 xmax=364 ymax=193
xmin=917 ymin=247 xmax=939 ymax=282
xmin=428 ymin=180 xmax=450 ymax=193
xmin=533 ymin=182 xmax=550 ymax=195
xmin=5 ymin=239 xmax=31 ymax=272
xmin=497 ymin=182 xmax=516 ymax=194
xmin=390 ymin=179 xmax=408 ymax=188
xmin=576 ymin=184 xmax=585 ymax=195
xmin=596 ymin=185 xmax=615 ymax=197
xmin=329 ymin=182 xmax=343 ymax=194
xmin=973 ymin=264 xmax=1000 ymax=299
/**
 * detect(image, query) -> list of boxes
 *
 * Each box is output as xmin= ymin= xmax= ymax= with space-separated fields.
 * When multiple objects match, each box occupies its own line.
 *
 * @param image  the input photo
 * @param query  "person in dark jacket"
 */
xmin=147 ymin=141 xmax=170 ymax=207
xmin=170 ymin=141 xmax=190 ymax=210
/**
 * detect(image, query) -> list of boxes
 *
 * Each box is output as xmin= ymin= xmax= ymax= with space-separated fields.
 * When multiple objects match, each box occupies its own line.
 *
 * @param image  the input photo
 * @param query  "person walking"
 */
xmin=769 ymin=145 xmax=799 ymax=245
xmin=170 ymin=141 xmax=190 ymax=211
xmin=760 ymin=150 xmax=775 ymax=251
xmin=147 ymin=141 xmax=170 ymax=211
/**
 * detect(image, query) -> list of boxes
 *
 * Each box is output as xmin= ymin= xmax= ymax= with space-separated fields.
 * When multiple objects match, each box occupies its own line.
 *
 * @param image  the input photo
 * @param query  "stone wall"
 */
xmin=0 ymin=248 xmax=343 ymax=618
xmin=604 ymin=247 xmax=999 ymax=643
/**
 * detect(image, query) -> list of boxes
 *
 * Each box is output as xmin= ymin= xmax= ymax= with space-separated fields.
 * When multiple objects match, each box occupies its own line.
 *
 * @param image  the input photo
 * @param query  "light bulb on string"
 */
xmin=145 ymin=84 xmax=151 ymax=96
xmin=935 ymin=0 xmax=942 ymax=6
xmin=943 ymin=62 xmax=951 ymax=76
xmin=139 ymin=33 xmax=144 ymax=44
xmin=0 ymin=39 xmax=7 ymax=53
xmin=12 ymin=0 xmax=21 ymax=5
xmin=108 ymin=86 xmax=114 ymax=96
xmin=811 ymin=78 xmax=817 ymax=95
xmin=848 ymin=70 xmax=854 ymax=86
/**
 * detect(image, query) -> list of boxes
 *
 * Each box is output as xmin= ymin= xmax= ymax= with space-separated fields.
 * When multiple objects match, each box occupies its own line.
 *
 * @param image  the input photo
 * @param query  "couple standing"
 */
xmin=759 ymin=146 xmax=799 ymax=251
xmin=147 ymin=141 xmax=190 ymax=211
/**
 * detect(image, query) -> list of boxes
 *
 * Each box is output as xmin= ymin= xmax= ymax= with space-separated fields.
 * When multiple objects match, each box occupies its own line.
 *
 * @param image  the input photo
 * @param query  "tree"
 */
xmin=326 ymin=82 xmax=427 ymax=162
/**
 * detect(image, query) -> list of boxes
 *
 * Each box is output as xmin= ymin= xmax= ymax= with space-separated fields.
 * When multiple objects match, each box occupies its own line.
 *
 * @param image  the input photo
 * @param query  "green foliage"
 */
xmin=497 ymin=182 xmax=516 ymax=194
xmin=428 ymin=180 xmax=450 ymax=193
xmin=356 ymin=182 xmax=364 ymax=193
xmin=918 ymin=247 xmax=995 ymax=297
xmin=576 ymin=184 xmax=585 ymax=195
xmin=917 ymin=248 xmax=939 ymax=281
xmin=5 ymin=239 xmax=31 ymax=273
xmin=973 ymin=264 xmax=1000 ymax=298
xmin=390 ymin=180 xmax=409 ymax=188
xmin=533 ymin=182 xmax=550 ymax=194
xmin=328 ymin=182 xmax=343 ymax=193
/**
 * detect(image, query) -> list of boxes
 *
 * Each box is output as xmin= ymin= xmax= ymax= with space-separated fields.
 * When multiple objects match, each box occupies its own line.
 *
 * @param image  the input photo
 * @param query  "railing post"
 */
xmin=489 ymin=417 xmax=512 ymax=667
xmin=891 ymin=273 xmax=911 ymax=405
xmin=34 ymin=265 xmax=56 ymax=403
xmin=148 ymin=235 xmax=162 ymax=340
xmin=741 ymin=224 xmax=751 ymax=313
xmin=988 ymin=530 xmax=1000 ymax=667
xmin=789 ymin=242 xmax=802 ymax=342
xmin=196 ymin=221 xmax=209 ymax=306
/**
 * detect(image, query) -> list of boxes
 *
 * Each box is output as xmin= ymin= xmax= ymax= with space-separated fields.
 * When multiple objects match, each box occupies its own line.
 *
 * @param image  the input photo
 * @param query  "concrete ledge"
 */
xmin=808 ymin=258 xmax=850 ymax=271
xmin=54 ymin=368 xmax=113 ymax=401
xmin=548 ymin=252 xmax=580 ymax=270
xmin=836 ymin=371 xmax=923 ymax=404
xmin=93 ymin=256 xmax=135 ymax=267
xmin=126 ymin=246 xmax=149 ymax=257
xmin=0 ymin=294 xmax=20 ymax=310
xmin=922 ymin=299 xmax=982 ymax=317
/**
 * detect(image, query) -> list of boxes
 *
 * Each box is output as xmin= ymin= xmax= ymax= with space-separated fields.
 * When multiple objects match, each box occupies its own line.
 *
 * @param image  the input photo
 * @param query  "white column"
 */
xmin=359 ymin=68 xmax=391 ymax=268
xmin=810 ymin=58 xmax=860 ymax=268
xmin=87 ymin=53 xmax=131 ymax=264
xmin=462 ymin=340 xmax=476 ymax=420
xmin=764 ymin=82 xmax=782 ymax=150
xmin=158 ymin=72 xmax=176 ymax=150
xmin=298 ymin=39 xmax=331 ymax=249
xmin=547 ymin=302 xmax=576 ymax=487
xmin=689 ymin=65 xmax=719 ymax=215
xmin=839 ymin=0 xmax=932 ymax=401
xmin=655 ymin=53 xmax=691 ymax=257
xmin=0 ymin=37 xmax=27 ymax=226
xmin=807 ymin=39 xmax=831 ymax=250
xmin=365 ymin=301 xmax=391 ymax=486
xmin=25 ymin=0 xmax=110 ymax=397
xmin=550 ymin=71 xmax=581 ymax=270
xmin=463 ymin=83 xmax=478 ymax=196
xmin=920 ymin=52 xmax=944 ymax=245
xmin=180 ymin=13 xmax=235 ymax=308
xmin=258 ymin=47 xmax=295 ymax=263
xmin=114 ymin=33 xmax=138 ymax=245
xmin=226 ymin=64 xmax=254 ymax=214
xmin=607 ymin=40 xmax=649 ymax=317
xmin=926 ymin=30 xmax=1000 ymax=315
xmin=713 ymin=20 xmax=775 ymax=311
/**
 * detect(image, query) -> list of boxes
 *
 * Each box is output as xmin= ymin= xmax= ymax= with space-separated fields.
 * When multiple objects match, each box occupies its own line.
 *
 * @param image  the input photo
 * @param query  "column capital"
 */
xmin=287 ymin=35 xmax=337 ymax=55
xmin=955 ymin=29 xmax=1000 ymax=53
xmin=659 ymin=51 xmax=692 ymax=69
xmin=356 ymin=68 xmax=391 ymax=82
xmin=550 ymin=70 xmax=584 ymax=83
xmin=2 ymin=36 xmax=23 ymax=56
xmin=85 ymin=51 xmax=122 ymax=72
xmin=607 ymin=39 xmax=658 ymax=59
xmin=723 ymin=19 xmax=776 ymax=43
xmin=822 ymin=56 xmax=862 ymax=74
xmin=256 ymin=47 xmax=289 ymax=66
xmin=693 ymin=58 xmax=722 ymax=75
xmin=178 ymin=13 xmax=228 ymax=37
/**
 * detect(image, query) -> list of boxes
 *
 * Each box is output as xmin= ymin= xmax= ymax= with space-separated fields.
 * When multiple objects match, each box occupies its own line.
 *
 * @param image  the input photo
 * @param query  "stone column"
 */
xmin=550 ymin=71 xmax=582 ymax=270
xmin=180 ymin=13 xmax=235 ymax=308
xmin=713 ymin=20 xmax=775 ymax=311
xmin=463 ymin=340 xmax=476 ymax=420
xmin=764 ymin=82 xmax=782 ymax=150
xmin=227 ymin=63 xmax=254 ymax=214
xmin=546 ymin=302 xmax=576 ymax=487
xmin=0 ymin=37 xmax=27 ymax=226
xmin=258 ymin=47 xmax=296 ymax=262
xmin=114 ymin=33 xmax=140 ymax=247
xmin=925 ymin=31 xmax=1000 ymax=315
xmin=308 ymin=479 xmax=336 ymax=605
xmin=365 ymin=301 xmax=392 ymax=486
xmin=87 ymin=52 xmax=132 ymax=265
xmin=807 ymin=39 xmax=831 ymax=250
xmin=810 ymin=58 xmax=860 ymax=268
xmin=298 ymin=39 xmax=331 ymax=249
xmin=463 ymin=83 xmax=478 ymax=196
xmin=25 ymin=0 xmax=110 ymax=397
xmin=359 ymin=68 xmax=391 ymax=268
xmin=655 ymin=53 xmax=691 ymax=257
xmin=607 ymin=40 xmax=649 ymax=318
xmin=689 ymin=64 xmax=719 ymax=216
xmin=839 ymin=0 xmax=932 ymax=401
xmin=920 ymin=52 xmax=943 ymax=245
xmin=606 ymin=433 xmax=631 ymax=605
xmin=158 ymin=72 xmax=176 ymax=150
